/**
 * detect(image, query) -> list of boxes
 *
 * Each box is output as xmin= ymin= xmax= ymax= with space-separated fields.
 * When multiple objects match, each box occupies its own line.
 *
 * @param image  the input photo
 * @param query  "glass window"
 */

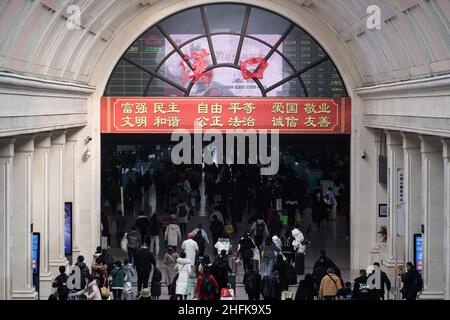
xmin=211 ymin=35 xmax=240 ymax=63
xmin=301 ymin=60 xmax=346 ymax=97
xmin=105 ymin=60 xmax=151 ymax=96
xmin=104 ymin=4 xmax=347 ymax=98
xmin=259 ymin=51 xmax=295 ymax=91
xmin=145 ymin=78 xmax=184 ymax=97
xmin=190 ymin=67 xmax=262 ymax=97
xmin=246 ymin=7 xmax=291 ymax=46
xmin=159 ymin=8 xmax=205 ymax=46
xmin=124 ymin=27 xmax=173 ymax=71
xmin=205 ymin=4 xmax=246 ymax=34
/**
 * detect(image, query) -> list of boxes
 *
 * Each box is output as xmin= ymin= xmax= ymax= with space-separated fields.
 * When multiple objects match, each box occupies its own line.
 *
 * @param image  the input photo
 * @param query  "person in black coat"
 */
xmin=313 ymin=250 xmax=337 ymax=269
xmin=400 ymin=262 xmax=422 ymax=301
xmin=243 ymin=263 xmax=262 ymax=300
xmin=134 ymin=243 xmax=156 ymax=294
xmin=260 ymin=271 xmax=281 ymax=300
xmin=238 ymin=232 xmax=256 ymax=273
xmin=52 ymin=266 xmax=69 ymax=300
xmin=272 ymin=254 xmax=289 ymax=291
xmin=353 ymin=269 xmax=375 ymax=300
xmin=295 ymin=273 xmax=316 ymax=300
xmin=371 ymin=262 xmax=391 ymax=300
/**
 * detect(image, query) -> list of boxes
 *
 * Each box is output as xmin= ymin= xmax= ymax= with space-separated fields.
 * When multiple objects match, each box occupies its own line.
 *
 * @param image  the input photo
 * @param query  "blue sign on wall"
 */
xmin=64 ymin=202 xmax=72 ymax=256
xmin=32 ymin=232 xmax=40 ymax=296
xmin=414 ymin=233 xmax=423 ymax=273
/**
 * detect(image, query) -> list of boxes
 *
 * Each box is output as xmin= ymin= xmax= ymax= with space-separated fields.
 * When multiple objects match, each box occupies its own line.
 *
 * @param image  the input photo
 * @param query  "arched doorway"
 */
xmin=100 ymin=3 xmax=351 ymax=298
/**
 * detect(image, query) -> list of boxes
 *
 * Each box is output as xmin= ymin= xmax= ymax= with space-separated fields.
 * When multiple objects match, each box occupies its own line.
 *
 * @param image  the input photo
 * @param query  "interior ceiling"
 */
xmin=0 ymin=0 xmax=449 ymax=88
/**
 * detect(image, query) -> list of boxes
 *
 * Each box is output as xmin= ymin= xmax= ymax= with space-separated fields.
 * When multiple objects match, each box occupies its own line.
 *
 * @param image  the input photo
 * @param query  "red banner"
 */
xmin=101 ymin=97 xmax=351 ymax=134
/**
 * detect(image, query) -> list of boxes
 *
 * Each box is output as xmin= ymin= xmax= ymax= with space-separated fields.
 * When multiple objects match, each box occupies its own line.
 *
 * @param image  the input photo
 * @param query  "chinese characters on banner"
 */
xmin=101 ymin=97 xmax=351 ymax=134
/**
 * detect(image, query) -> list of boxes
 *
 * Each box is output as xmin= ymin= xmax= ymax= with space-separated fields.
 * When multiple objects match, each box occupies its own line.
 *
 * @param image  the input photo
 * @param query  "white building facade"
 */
xmin=0 ymin=0 xmax=449 ymax=299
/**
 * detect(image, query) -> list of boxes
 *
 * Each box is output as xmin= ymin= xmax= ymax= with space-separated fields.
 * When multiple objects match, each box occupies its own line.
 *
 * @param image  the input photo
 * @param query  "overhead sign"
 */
xmin=101 ymin=97 xmax=351 ymax=134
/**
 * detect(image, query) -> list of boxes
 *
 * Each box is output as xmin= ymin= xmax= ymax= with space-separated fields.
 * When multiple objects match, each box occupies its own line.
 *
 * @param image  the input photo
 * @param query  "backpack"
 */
xmin=178 ymin=205 xmax=188 ymax=217
xmin=200 ymin=276 xmax=214 ymax=295
xmin=255 ymin=222 xmax=265 ymax=237
xmin=245 ymin=272 xmax=259 ymax=293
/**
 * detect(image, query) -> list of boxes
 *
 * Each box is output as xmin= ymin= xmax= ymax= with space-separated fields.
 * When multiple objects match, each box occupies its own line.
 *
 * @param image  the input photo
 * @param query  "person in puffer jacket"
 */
xmin=164 ymin=216 xmax=182 ymax=250
xmin=76 ymin=277 xmax=101 ymax=300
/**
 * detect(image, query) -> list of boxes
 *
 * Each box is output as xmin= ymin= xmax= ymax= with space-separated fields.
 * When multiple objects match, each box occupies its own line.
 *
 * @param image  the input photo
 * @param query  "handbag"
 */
xmin=121 ymin=233 xmax=128 ymax=252
xmin=101 ymin=279 xmax=111 ymax=298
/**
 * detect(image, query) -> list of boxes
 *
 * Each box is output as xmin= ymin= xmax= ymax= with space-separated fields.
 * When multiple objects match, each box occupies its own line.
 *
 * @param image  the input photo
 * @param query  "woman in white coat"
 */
xmin=76 ymin=278 xmax=102 ymax=300
xmin=292 ymin=226 xmax=306 ymax=275
xmin=175 ymin=252 xmax=192 ymax=300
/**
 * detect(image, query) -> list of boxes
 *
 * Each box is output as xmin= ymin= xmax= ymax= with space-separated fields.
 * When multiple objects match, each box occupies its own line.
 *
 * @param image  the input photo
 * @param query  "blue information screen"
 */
xmin=414 ymin=234 xmax=423 ymax=273
xmin=64 ymin=202 xmax=72 ymax=255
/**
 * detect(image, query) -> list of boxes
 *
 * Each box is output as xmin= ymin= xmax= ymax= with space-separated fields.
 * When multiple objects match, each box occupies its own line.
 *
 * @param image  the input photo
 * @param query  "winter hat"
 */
xmin=141 ymin=288 xmax=151 ymax=298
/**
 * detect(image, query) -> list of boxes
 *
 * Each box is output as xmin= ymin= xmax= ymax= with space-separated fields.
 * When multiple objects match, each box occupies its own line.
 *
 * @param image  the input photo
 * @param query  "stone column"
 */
xmin=442 ymin=138 xmax=450 ymax=300
xmin=385 ymin=131 xmax=404 ymax=262
xmin=48 ymin=132 xmax=69 ymax=274
xmin=64 ymin=131 xmax=80 ymax=257
xmin=32 ymin=134 xmax=53 ymax=298
xmin=11 ymin=137 xmax=38 ymax=299
xmin=0 ymin=139 xmax=15 ymax=300
xmin=419 ymin=135 xmax=444 ymax=299
xmin=402 ymin=133 xmax=422 ymax=263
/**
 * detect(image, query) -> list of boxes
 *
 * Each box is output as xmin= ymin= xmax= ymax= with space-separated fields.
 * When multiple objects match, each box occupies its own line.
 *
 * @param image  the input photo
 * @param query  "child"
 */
xmin=122 ymin=259 xmax=135 ymax=300
xmin=151 ymin=267 xmax=162 ymax=299
xmin=337 ymin=282 xmax=353 ymax=300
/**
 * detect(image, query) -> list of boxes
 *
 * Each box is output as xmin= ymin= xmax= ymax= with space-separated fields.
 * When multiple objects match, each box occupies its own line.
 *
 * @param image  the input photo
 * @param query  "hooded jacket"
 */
xmin=291 ymin=228 xmax=305 ymax=253
xmin=77 ymin=279 xmax=101 ymax=300
xmin=175 ymin=258 xmax=192 ymax=296
xmin=181 ymin=239 xmax=199 ymax=266
xmin=164 ymin=224 xmax=182 ymax=247
xmin=122 ymin=264 xmax=134 ymax=283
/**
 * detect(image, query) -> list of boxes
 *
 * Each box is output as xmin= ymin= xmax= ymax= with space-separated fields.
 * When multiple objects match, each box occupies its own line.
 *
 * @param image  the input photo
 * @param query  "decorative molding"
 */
xmin=0 ymin=72 xmax=95 ymax=96
xmin=355 ymin=74 xmax=450 ymax=99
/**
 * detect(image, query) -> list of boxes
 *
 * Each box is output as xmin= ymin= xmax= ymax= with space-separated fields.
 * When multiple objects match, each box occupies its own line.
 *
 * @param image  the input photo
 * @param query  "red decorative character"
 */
xmin=240 ymin=57 xmax=268 ymax=80
xmin=179 ymin=49 xmax=212 ymax=84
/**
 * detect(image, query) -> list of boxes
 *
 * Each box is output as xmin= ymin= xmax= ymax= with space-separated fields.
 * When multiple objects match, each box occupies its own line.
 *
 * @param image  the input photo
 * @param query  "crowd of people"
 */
xmin=47 ymin=144 xmax=422 ymax=300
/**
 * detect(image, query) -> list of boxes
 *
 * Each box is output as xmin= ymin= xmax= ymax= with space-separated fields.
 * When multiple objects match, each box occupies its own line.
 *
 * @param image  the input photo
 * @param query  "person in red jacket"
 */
xmin=195 ymin=266 xmax=219 ymax=300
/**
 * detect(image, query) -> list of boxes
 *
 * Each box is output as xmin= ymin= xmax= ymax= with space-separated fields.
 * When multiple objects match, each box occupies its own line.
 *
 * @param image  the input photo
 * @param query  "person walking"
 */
xmin=181 ymin=233 xmax=199 ymax=268
xmin=210 ymin=215 xmax=224 ymax=248
xmin=243 ymin=263 xmax=261 ymax=300
xmin=110 ymin=260 xmax=126 ymax=300
xmin=74 ymin=255 xmax=90 ymax=291
xmin=76 ymin=276 xmax=101 ymax=300
xmin=238 ymin=232 xmax=256 ymax=273
xmin=52 ymin=266 xmax=69 ymax=300
xmin=272 ymin=254 xmax=289 ymax=292
xmin=301 ymin=200 xmax=314 ymax=243
xmin=151 ymin=267 xmax=162 ymax=299
xmin=175 ymin=252 xmax=192 ymax=300
xmin=260 ymin=271 xmax=281 ymax=301
xmin=163 ymin=247 xmax=179 ymax=291
xmin=164 ymin=216 xmax=182 ymax=250
xmin=149 ymin=214 xmax=161 ymax=258
xmin=291 ymin=225 xmax=305 ymax=275
xmin=122 ymin=259 xmax=134 ymax=294
xmin=193 ymin=230 xmax=206 ymax=259
xmin=134 ymin=242 xmax=156 ymax=296
xmin=126 ymin=226 xmax=140 ymax=265
xmin=195 ymin=266 xmax=219 ymax=300
xmin=295 ymin=273 xmax=316 ymax=300
xmin=370 ymin=262 xmax=391 ymax=300
xmin=251 ymin=217 xmax=270 ymax=248
xmin=400 ymin=262 xmax=423 ymax=301
xmin=319 ymin=268 xmax=342 ymax=300
xmin=176 ymin=201 xmax=190 ymax=235
xmin=352 ymin=269 xmax=373 ymax=300
xmin=261 ymin=237 xmax=280 ymax=276
xmin=114 ymin=212 xmax=127 ymax=247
